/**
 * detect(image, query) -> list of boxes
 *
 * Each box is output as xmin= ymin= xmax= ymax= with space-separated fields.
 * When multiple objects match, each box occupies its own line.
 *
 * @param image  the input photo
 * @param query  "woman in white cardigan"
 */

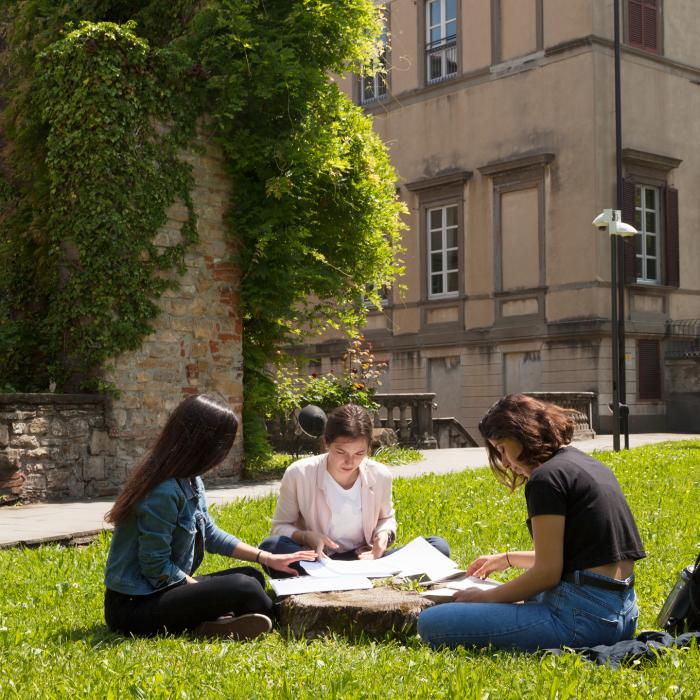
xmin=259 ymin=404 xmax=449 ymax=575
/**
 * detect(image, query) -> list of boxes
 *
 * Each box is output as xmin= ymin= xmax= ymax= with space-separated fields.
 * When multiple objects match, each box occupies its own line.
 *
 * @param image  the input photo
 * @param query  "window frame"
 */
xmin=359 ymin=14 xmax=390 ymax=106
xmin=426 ymin=203 xmax=460 ymax=300
xmin=423 ymin=0 xmax=460 ymax=85
xmin=625 ymin=0 xmax=663 ymax=55
xmin=634 ymin=183 xmax=663 ymax=285
xmin=621 ymin=149 xmax=681 ymax=289
xmin=404 ymin=171 xmax=471 ymax=313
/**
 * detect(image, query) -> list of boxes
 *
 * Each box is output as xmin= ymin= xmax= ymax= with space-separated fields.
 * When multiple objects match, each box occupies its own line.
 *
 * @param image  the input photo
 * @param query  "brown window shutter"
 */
xmin=642 ymin=1 xmax=658 ymax=52
xmin=628 ymin=0 xmax=644 ymax=46
xmin=665 ymin=186 xmax=679 ymax=287
xmin=638 ymin=339 xmax=661 ymax=400
xmin=622 ymin=179 xmax=637 ymax=284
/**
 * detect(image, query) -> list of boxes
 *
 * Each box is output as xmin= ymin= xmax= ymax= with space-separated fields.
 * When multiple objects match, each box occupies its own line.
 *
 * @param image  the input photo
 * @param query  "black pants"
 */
xmin=104 ymin=566 xmax=272 ymax=636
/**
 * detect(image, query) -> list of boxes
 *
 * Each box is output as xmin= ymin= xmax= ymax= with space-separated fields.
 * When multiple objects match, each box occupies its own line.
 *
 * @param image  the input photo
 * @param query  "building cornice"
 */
xmin=478 ymin=152 xmax=554 ymax=176
xmin=622 ymin=148 xmax=682 ymax=172
xmin=403 ymin=169 xmax=473 ymax=192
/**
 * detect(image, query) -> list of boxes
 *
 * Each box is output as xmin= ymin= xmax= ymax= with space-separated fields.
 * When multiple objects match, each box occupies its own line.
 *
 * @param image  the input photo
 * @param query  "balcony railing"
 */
xmin=374 ymin=393 xmax=437 ymax=448
xmin=360 ymin=73 xmax=388 ymax=105
xmin=426 ymin=36 xmax=458 ymax=85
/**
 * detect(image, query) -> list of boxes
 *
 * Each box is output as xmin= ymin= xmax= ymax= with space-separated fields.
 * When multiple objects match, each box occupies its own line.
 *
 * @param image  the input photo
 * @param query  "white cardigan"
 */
xmin=270 ymin=453 xmax=397 ymax=547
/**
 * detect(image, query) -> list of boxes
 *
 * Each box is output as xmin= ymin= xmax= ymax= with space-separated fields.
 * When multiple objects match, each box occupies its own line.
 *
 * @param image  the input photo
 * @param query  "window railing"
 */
xmin=360 ymin=73 xmax=388 ymax=105
xmin=426 ymin=36 xmax=458 ymax=85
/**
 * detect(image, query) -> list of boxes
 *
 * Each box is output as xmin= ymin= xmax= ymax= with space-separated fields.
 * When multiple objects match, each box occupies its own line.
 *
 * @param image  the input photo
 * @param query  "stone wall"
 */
xmin=0 ymin=395 xmax=115 ymax=502
xmin=102 ymin=130 xmax=244 ymax=485
xmin=0 ymin=129 xmax=244 ymax=502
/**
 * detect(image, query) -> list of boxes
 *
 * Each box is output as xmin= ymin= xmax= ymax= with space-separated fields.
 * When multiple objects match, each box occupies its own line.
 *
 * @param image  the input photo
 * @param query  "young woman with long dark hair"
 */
xmin=103 ymin=394 xmax=315 ymax=640
xmin=417 ymin=393 xmax=645 ymax=652
xmin=259 ymin=403 xmax=450 ymax=574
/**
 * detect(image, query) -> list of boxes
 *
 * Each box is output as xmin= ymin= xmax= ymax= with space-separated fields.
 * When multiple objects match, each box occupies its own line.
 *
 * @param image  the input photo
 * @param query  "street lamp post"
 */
xmin=592 ymin=208 xmax=637 ymax=452
xmin=613 ymin=0 xmax=630 ymax=450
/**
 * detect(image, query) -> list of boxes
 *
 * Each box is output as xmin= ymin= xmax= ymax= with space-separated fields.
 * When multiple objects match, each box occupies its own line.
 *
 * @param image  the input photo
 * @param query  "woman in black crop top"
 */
xmin=418 ymin=394 xmax=645 ymax=652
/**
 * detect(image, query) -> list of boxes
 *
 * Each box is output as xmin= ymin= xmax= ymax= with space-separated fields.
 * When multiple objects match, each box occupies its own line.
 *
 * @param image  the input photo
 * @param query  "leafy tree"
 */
xmin=0 ymin=1 xmax=404 ymax=457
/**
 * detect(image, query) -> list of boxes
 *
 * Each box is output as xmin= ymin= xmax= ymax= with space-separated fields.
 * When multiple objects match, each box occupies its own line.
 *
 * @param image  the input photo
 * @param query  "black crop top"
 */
xmin=524 ymin=447 xmax=645 ymax=573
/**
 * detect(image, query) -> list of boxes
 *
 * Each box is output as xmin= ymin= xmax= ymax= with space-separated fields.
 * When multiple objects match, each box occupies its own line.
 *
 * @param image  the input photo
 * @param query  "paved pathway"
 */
xmin=0 ymin=433 xmax=696 ymax=549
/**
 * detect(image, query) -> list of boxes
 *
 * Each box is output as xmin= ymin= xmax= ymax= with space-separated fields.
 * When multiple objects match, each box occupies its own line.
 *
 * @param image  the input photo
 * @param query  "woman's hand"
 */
xmin=302 ymin=531 xmax=339 ymax=558
xmin=465 ymin=553 xmax=509 ymax=579
xmin=263 ymin=550 xmax=317 ymax=576
xmin=185 ymin=574 xmax=199 ymax=584
xmin=357 ymin=532 xmax=389 ymax=560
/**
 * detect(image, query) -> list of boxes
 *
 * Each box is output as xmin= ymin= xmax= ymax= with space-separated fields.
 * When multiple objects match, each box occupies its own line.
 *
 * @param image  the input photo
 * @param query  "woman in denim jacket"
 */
xmin=418 ymin=394 xmax=645 ymax=652
xmin=104 ymin=395 xmax=315 ymax=640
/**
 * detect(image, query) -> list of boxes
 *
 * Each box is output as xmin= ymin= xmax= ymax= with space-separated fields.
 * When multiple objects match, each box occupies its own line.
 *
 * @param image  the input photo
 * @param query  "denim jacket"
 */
xmin=104 ymin=476 xmax=239 ymax=596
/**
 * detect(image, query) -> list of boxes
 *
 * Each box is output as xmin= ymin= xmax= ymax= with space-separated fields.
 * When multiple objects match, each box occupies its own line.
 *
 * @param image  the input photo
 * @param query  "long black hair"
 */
xmin=106 ymin=394 xmax=238 ymax=524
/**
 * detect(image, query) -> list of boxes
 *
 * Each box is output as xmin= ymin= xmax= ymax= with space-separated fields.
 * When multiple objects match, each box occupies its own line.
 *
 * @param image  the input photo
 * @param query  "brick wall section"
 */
xmin=0 ymin=395 xmax=115 ymax=501
xmin=0 ymin=132 xmax=244 ymax=502
xmin=103 ymin=133 xmax=243 ymax=484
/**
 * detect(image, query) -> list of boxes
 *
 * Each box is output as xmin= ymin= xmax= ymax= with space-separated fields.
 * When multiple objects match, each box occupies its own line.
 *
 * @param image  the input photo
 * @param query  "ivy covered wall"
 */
xmin=0 ymin=1 xmax=404 ymax=465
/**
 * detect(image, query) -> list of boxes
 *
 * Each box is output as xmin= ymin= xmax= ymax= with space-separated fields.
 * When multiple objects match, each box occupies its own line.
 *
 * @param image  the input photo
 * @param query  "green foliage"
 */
xmin=0 ymin=442 xmax=699 ymax=697
xmin=272 ymin=337 xmax=386 ymax=417
xmin=0 ymin=1 xmax=404 ymax=430
xmin=0 ymin=18 xmax=200 ymax=390
xmin=179 ymin=0 xmax=405 ymax=444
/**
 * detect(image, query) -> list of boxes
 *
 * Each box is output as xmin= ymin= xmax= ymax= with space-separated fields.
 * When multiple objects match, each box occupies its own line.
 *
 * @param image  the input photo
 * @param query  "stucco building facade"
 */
xmin=313 ymin=0 xmax=700 ymax=437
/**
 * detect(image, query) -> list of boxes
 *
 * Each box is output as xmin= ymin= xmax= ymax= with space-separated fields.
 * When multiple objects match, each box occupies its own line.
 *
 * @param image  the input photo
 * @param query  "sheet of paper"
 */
xmin=299 ymin=537 xmax=462 ymax=580
xmin=297 ymin=560 xmax=341 ymax=578
xmin=420 ymin=576 xmax=502 ymax=603
xmin=383 ymin=536 xmax=460 ymax=578
xmin=445 ymin=576 xmax=501 ymax=592
xmin=301 ymin=557 xmax=400 ymax=578
xmin=419 ymin=588 xmax=458 ymax=602
xmin=269 ymin=575 xmax=373 ymax=597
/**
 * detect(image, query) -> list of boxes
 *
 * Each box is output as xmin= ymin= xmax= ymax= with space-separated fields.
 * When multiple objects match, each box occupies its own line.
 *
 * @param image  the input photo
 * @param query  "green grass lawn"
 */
xmin=1 ymin=441 xmax=699 ymax=699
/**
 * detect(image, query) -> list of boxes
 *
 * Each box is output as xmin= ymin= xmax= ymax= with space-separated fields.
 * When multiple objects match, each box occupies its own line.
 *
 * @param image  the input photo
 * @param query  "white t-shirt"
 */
xmin=323 ymin=471 xmax=365 ymax=553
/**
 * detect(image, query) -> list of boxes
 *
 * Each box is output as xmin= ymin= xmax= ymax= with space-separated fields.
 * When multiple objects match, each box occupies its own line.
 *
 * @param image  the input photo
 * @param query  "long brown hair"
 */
xmin=323 ymin=404 xmax=373 ymax=447
xmin=478 ymin=394 xmax=574 ymax=490
xmin=106 ymin=395 xmax=238 ymax=524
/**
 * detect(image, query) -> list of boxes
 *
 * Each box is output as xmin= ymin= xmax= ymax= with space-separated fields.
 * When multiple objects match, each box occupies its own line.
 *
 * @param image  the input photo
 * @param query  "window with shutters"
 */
xmin=626 ymin=0 xmax=660 ymax=54
xmin=621 ymin=173 xmax=679 ymax=288
xmin=638 ymin=339 xmax=662 ymax=400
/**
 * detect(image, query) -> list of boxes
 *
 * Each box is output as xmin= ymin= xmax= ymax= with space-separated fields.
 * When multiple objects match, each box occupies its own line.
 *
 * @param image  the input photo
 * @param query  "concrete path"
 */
xmin=0 ymin=433 xmax=696 ymax=549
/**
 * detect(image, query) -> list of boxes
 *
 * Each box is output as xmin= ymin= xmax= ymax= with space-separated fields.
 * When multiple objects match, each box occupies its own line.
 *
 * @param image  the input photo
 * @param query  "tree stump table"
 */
xmin=277 ymin=587 xmax=434 ymax=640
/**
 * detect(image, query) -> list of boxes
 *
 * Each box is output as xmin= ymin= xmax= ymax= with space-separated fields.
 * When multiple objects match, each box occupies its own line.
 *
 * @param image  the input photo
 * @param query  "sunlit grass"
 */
xmin=1 ymin=441 xmax=698 ymax=698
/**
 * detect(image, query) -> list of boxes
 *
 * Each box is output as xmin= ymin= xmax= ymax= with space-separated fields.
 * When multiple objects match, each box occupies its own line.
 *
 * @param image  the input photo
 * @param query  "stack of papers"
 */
xmin=270 ymin=537 xmax=465 ymax=597
xmin=269 ymin=576 xmax=373 ymax=597
xmin=420 ymin=575 xmax=501 ymax=603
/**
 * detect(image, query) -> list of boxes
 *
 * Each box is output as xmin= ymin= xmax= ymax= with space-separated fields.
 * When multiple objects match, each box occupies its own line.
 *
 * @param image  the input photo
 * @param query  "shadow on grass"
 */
xmin=50 ymin=623 xmax=137 ymax=647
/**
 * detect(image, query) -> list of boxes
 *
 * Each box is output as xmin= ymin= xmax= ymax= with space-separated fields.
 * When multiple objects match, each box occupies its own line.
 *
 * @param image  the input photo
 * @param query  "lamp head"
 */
xmin=609 ymin=220 xmax=638 ymax=237
xmin=297 ymin=404 xmax=327 ymax=438
xmin=592 ymin=209 xmax=615 ymax=230
xmin=592 ymin=209 xmax=638 ymax=237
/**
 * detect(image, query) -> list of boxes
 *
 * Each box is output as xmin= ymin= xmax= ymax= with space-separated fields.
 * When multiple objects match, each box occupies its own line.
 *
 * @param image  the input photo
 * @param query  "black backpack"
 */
xmin=657 ymin=552 xmax=700 ymax=634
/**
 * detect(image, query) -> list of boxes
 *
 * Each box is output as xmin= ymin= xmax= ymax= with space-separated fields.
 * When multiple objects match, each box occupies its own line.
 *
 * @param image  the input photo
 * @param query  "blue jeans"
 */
xmin=259 ymin=535 xmax=451 ymax=578
xmin=417 ymin=570 xmax=639 ymax=652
